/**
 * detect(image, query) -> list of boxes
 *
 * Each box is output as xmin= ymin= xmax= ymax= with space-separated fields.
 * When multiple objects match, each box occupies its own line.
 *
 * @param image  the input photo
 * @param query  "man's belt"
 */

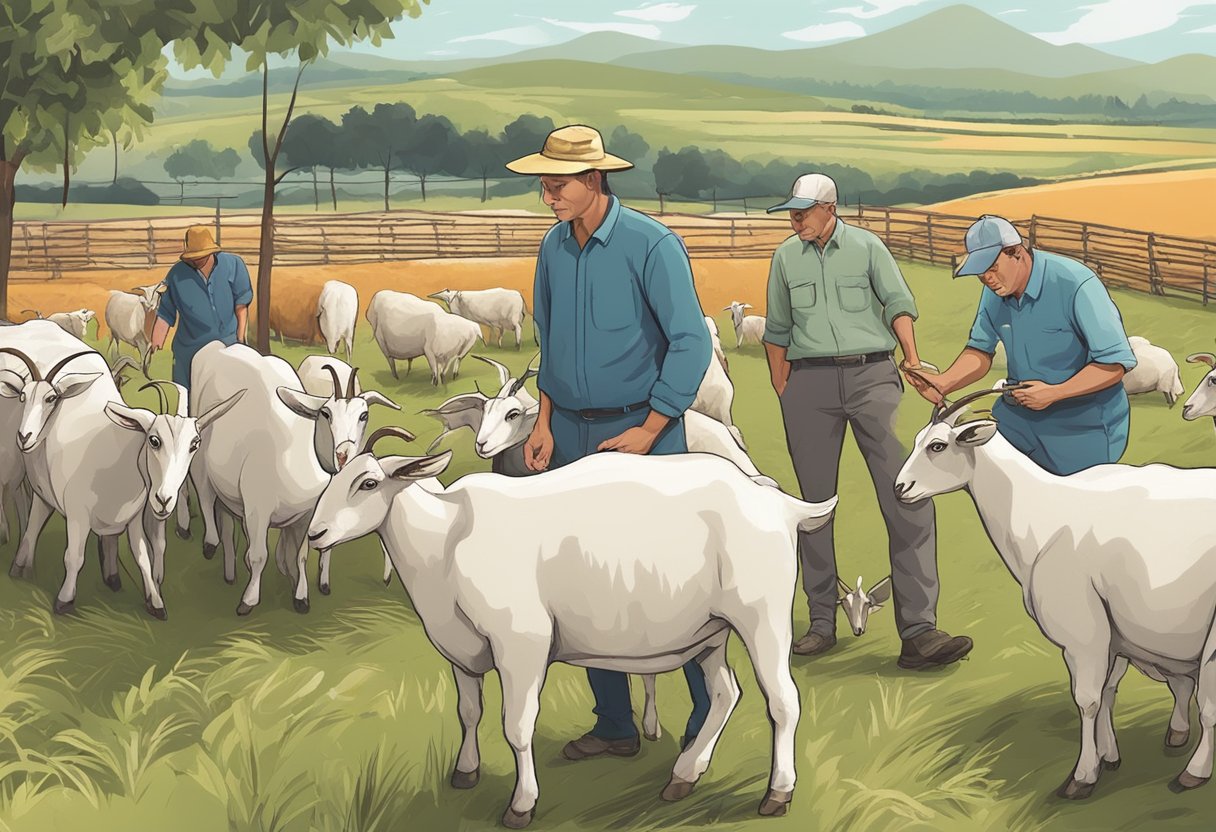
xmin=791 ymin=351 xmax=892 ymax=368
xmin=576 ymin=400 xmax=650 ymax=420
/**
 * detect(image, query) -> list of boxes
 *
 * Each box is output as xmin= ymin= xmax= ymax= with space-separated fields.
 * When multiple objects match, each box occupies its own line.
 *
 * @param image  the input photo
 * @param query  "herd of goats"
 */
xmin=5 ymin=278 xmax=1216 ymax=827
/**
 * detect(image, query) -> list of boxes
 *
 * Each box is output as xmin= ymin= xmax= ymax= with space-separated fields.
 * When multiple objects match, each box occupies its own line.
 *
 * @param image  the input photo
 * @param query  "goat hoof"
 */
xmin=52 ymin=598 xmax=76 ymax=616
xmin=145 ymin=601 xmax=167 ymax=621
xmin=1056 ymin=777 xmax=1096 ymax=800
xmin=203 ymin=542 xmax=217 ymax=560
xmin=643 ymin=730 xmax=660 ymax=742
xmin=319 ymin=582 xmax=331 ymax=596
xmin=293 ymin=597 xmax=310 ymax=614
xmin=9 ymin=561 xmax=26 ymax=579
xmin=1102 ymin=758 xmax=1121 ymax=771
xmin=1169 ymin=771 xmax=1209 ymax=792
xmin=383 ymin=575 xmax=392 ymax=586
xmin=175 ymin=526 xmax=191 ymax=540
xmin=105 ymin=574 xmax=122 ymax=592
xmin=236 ymin=602 xmax=254 ymax=616
xmin=224 ymin=575 xmax=235 ymax=585
xmin=500 ymin=807 xmax=534 ymax=829
xmin=758 ymin=789 xmax=793 ymax=817
xmin=1166 ymin=728 xmax=1191 ymax=749
xmin=450 ymin=768 xmax=480 ymax=789
xmin=660 ymin=776 xmax=696 ymax=802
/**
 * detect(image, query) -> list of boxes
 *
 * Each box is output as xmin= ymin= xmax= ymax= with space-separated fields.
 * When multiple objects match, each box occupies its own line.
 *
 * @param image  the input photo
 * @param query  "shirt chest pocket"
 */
xmin=1036 ymin=326 xmax=1081 ymax=361
xmin=590 ymin=276 xmax=639 ymax=331
xmin=836 ymin=275 xmax=872 ymax=313
xmin=789 ymin=283 xmax=817 ymax=309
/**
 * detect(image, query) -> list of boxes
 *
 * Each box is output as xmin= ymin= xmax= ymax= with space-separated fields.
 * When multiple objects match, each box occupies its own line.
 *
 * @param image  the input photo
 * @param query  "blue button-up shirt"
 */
xmin=965 ymin=249 xmax=1137 ymax=474
xmin=532 ymin=196 xmax=711 ymax=418
xmin=157 ymin=252 xmax=254 ymax=388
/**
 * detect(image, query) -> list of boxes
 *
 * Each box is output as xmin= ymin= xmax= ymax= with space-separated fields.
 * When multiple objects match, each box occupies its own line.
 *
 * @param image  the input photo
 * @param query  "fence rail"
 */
xmin=10 ymin=206 xmax=1216 ymax=305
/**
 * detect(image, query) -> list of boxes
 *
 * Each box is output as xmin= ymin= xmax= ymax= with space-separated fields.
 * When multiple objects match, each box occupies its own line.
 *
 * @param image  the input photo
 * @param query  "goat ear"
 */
xmin=867 ymin=576 xmax=893 ymax=605
xmin=105 ymin=401 xmax=155 ymax=434
xmin=385 ymin=450 xmax=453 ymax=481
xmin=954 ymin=419 xmax=998 ymax=447
xmin=743 ymin=303 xmax=753 ymax=309
xmin=276 ymin=386 xmax=329 ymax=420
xmin=197 ymin=389 xmax=246 ymax=432
xmin=55 ymin=372 xmax=102 ymax=400
xmin=155 ymin=283 xmax=168 ymax=294
xmin=1186 ymin=352 xmax=1216 ymax=368
xmin=0 ymin=369 xmax=25 ymax=398
xmin=360 ymin=390 xmax=401 ymax=411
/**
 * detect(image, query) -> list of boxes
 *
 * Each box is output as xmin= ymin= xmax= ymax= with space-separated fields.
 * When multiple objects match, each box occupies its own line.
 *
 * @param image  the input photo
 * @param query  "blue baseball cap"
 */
xmin=955 ymin=215 xmax=1024 ymax=278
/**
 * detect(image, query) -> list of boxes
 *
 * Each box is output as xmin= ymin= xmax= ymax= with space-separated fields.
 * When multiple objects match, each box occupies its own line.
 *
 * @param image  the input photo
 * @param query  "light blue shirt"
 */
xmin=532 ymin=196 xmax=711 ymax=418
xmin=965 ymin=249 xmax=1137 ymax=474
xmin=157 ymin=252 xmax=253 ymax=388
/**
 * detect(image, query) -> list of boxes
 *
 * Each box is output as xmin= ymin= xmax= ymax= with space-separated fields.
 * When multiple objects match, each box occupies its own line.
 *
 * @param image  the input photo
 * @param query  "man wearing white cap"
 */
xmin=905 ymin=214 xmax=1136 ymax=476
xmin=763 ymin=172 xmax=972 ymax=669
xmin=507 ymin=125 xmax=715 ymax=764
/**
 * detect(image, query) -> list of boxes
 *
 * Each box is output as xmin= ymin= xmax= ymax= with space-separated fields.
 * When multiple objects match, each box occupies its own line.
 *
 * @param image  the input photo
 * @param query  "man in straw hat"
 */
xmin=149 ymin=224 xmax=253 ymax=390
xmin=508 ymin=125 xmax=715 ymax=762
xmin=904 ymin=214 xmax=1136 ymax=476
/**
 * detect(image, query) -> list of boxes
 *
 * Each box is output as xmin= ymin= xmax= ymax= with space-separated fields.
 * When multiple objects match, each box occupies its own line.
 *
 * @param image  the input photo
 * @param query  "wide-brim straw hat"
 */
xmin=181 ymin=225 xmax=221 ymax=260
xmin=505 ymin=125 xmax=634 ymax=175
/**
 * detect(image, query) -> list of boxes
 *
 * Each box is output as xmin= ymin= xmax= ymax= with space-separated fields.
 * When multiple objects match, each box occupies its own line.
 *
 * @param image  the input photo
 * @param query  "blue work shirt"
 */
xmin=157 ymin=252 xmax=253 ymax=389
xmin=532 ymin=196 xmax=712 ymax=419
xmin=965 ymin=249 xmax=1137 ymax=475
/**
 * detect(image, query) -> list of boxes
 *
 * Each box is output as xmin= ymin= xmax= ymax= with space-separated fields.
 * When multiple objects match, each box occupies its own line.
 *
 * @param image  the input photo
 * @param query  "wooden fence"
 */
xmin=10 ymin=206 xmax=1216 ymax=305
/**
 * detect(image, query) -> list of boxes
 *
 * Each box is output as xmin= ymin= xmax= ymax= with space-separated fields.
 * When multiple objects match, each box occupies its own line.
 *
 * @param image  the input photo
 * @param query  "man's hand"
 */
xmin=771 ymin=374 xmax=788 ymax=398
xmin=148 ymin=342 xmax=162 ymax=354
xmin=523 ymin=423 xmax=554 ymax=472
xmin=902 ymin=364 xmax=946 ymax=405
xmin=597 ymin=426 xmax=660 ymax=455
xmin=1009 ymin=380 xmax=1058 ymax=411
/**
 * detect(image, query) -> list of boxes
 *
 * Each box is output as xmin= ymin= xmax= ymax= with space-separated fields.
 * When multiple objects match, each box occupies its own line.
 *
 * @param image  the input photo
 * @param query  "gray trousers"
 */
xmin=778 ymin=358 xmax=938 ymax=640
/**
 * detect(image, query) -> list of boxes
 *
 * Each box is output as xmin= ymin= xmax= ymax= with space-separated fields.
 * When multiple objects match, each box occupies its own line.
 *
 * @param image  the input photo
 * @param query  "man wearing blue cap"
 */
xmin=763 ymin=172 xmax=972 ymax=669
xmin=905 ymin=214 xmax=1136 ymax=476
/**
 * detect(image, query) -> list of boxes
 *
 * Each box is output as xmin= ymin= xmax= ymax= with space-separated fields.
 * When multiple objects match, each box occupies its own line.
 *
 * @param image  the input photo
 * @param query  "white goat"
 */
xmin=723 ymin=301 xmax=766 ymax=348
xmin=429 ymin=287 xmax=530 ymax=349
xmin=367 ymin=290 xmax=482 ymax=385
xmin=24 ymin=308 xmax=95 ymax=340
xmin=0 ymin=337 xmax=240 ymax=618
xmin=837 ymin=575 xmax=891 ymax=637
xmin=307 ymin=435 xmax=837 ymax=828
xmin=317 ymin=280 xmax=358 ymax=363
xmin=1182 ymin=351 xmax=1216 ymax=438
xmin=293 ymin=353 xmax=400 ymax=595
xmin=1123 ymin=336 xmax=1184 ymax=406
xmin=189 ymin=341 xmax=331 ymax=615
xmin=105 ymin=283 xmax=165 ymax=368
xmin=895 ymin=385 xmax=1216 ymax=799
xmin=692 ymin=316 xmax=744 ymax=448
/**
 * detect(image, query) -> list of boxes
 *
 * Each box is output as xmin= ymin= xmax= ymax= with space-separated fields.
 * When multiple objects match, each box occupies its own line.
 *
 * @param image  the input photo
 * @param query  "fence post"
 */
xmin=883 ymin=207 xmax=890 ymax=241
xmin=925 ymin=214 xmax=935 ymax=262
xmin=21 ymin=223 xmax=32 ymax=270
xmin=321 ymin=227 xmax=329 ymax=265
xmin=1028 ymin=215 xmax=1038 ymax=249
xmin=1147 ymin=232 xmax=1163 ymax=295
xmin=1081 ymin=222 xmax=1089 ymax=265
xmin=1203 ymin=263 xmax=1209 ymax=306
xmin=214 ymin=198 xmax=222 ymax=246
xmin=730 ymin=219 xmax=736 ymax=250
xmin=146 ymin=222 xmax=155 ymax=267
xmin=495 ymin=222 xmax=503 ymax=255
xmin=41 ymin=223 xmax=50 ymax=271
xmin=432 ymin=221 xmax=441 ymax=256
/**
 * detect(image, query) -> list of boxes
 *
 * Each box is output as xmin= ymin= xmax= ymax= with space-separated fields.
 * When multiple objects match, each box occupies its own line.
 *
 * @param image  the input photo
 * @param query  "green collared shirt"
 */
xmin=762 ymin=219 xmax=918 ymax=359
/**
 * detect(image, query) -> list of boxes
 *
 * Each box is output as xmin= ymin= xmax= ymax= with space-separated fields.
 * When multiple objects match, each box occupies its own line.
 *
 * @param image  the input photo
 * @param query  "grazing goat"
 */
xmin=1181 ymin=349 xmax=1216 ymax=439
xmin=693 ymin=316 xmax=744 ymax=447
xmin=429 ymin=287 xmax=530 ymax=349
xmin=307 ymin=431 xmax=838 ymax=828
xmin=0 ymin=337 xmax=240 ymax=618
xmin=837 ymin=575 xmax=892 ymax=637
xmin=190 ymin=342 xmax=331 ymax=615
xmin=317 ymin=280 xmax=358 ymax=363
xmin=895 ymin=383 xmax=1216 ymax=799
xmin=1123 ymin=336 xmax=1184 ymax=406
xmin=23 ymin=308 xmax=95 ymax=340
xmin=723 ymin=301 xmax=766 ymax=348
xmin=105 ymin=283 xmax=165 ymax=369
xmin=367 ymin=290 xmax=482 ymax=385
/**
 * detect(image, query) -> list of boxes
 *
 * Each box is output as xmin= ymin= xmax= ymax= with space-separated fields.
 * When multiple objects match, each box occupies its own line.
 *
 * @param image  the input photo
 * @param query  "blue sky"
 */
xmin=169 ymin=0 xmax=1216 ymax=77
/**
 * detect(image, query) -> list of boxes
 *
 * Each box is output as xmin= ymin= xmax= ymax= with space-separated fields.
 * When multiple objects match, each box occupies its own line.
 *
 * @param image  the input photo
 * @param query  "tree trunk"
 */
xmin=482 ymin=173 xmax=488 ymax=203
xmin=255 ymin=171 xmax=275 ymax=354
xmin=383 ymin=165 xmax=390 ymax=211
xmin=0 ymin=157 xmax=20 ymax=322
xmin=60 ymin=114 xmax=70 ymax=208
xmin=329 ymin=167 xmax=337 ymax=211
xmin=112 ymin=130 xmax=119 ymax=185
xmin=179 ymin=180 xmax=184 ymax=202
xmin=312 ymin=166 xmax=319 ymax=211
xmin=419 ymin=174 xmax=427 ymax=202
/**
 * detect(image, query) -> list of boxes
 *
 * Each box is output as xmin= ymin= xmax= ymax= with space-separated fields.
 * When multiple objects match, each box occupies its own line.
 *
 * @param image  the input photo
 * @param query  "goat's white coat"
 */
xmin=43 ymin=309 xmax=95 ymax=340
xmin=430 ymin=287 xmax=529 ymax=349
xmin=1122 ymin=336 xmax=1184 ymax=405
xmin=1181 ymin=351 xmax=1216 ymax=440
xmin=317 ymin=280 xmax=358 ymax=363
xmin=307 ymin=450 xmax=837 ymax=824
xmin=367 ymin=290 xmax=482 ymax=385
xmin=105 ymin=284 xmax=164 ymax=363
xmin=691 ymin=316 xmax=742 ymax=444
xmin=724 ymin=301 xmax=766 ymax=347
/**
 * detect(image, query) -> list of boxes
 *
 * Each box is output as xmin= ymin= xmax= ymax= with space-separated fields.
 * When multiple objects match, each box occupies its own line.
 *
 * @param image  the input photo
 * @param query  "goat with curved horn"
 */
xmin=47 ymin=350 xmax=104 ymax=383
xmin=472 ymin=355 xmax=512 ymax=390
xmin=322 ymin=364 xmax=346 ymax=400
xmin=0 ymin=346 xmax=43 ymax=381
xmin=508 ymin=365 xmax=540 ymax=398
xmin=346 ymin=367 xmax=359 ymax=401
xmin=138 ymin=381 xmax=176 ymax=415
xmin=360 ymin=425 xmax=417 ymax=456
xmin=21 ymin=309 xmax=43 ymax=320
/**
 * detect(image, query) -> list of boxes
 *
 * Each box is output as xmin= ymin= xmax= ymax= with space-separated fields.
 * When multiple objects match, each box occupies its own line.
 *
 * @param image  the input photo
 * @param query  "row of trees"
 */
xmin=1 ymin=0 xmax=432 ymax=351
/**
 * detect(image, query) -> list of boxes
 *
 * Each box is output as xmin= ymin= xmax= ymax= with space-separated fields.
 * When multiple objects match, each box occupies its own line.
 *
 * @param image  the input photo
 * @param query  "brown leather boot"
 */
xmin=898 ymin=629 xmax=973 ymax=669
xmin=561 ymin=732 xmax=641 ymax=761
xmin=792 ymin=629 xmax=837 ymax=656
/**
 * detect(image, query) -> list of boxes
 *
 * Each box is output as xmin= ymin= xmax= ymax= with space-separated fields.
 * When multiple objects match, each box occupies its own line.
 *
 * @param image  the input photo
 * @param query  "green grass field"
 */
xmin=2 ymin=263 xmax=1216 ymax=831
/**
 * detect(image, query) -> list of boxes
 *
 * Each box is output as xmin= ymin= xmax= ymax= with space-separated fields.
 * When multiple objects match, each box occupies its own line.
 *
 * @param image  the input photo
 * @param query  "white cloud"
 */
xmin=999 ymin=8 xmax=1027 ymax=14
xmin=427 ymin=50 xmax=457 ymax=56
xmin=449 ymin=25 xmax=551 ymax=46
xmin=615 ymin=3 xmax=696 ymax=23
xmin=783 ymin=21 xmax=867 ymax=42
xmin=1033 ymin=1 xmax=1216 ymax=45
xmin=540 ymin=18 xmax=662 ymax=39
xmin=1190 ymin=22 xmax=1216 ymax=32
xmin=828 ymin=0 xmax=936 ymax=20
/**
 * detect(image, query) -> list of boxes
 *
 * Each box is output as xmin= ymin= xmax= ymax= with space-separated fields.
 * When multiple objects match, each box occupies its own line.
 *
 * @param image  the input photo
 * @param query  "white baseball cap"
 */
xmin=767 ymin=173 xmax=838 ymax=214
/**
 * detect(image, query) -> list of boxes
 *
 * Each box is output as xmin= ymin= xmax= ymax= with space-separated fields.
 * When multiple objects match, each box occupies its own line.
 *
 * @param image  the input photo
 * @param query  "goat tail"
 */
xmin=791 ymin=493 xmax=838 ymax=534
xmin=726 ymin=424 xmax=747 ymax=451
